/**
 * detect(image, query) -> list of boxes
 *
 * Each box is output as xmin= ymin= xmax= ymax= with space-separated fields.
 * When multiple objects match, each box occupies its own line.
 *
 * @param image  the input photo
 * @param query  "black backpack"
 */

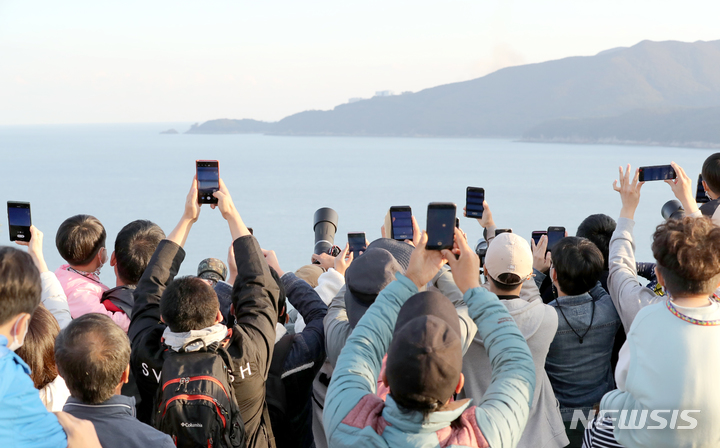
xmin=153 ymin=340 xmax=247 ymax=448
xmin=265 ymin=334 xmax=295 ymax=448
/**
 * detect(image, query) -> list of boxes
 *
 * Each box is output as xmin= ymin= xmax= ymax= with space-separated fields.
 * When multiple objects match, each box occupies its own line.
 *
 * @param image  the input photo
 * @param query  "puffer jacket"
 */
xmin=55 ymin=265 xmax=130 ymax=331
xmin=323 ymin=273 xmax=536 ymax=448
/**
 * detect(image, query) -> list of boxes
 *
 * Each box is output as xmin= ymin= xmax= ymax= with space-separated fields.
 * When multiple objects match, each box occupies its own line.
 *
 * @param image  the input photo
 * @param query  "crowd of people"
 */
xmin=3 ymin=154 xmax=720 ymax=448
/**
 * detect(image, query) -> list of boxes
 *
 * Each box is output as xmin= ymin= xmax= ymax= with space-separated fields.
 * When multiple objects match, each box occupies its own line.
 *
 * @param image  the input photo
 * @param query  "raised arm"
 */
xmin=128 ymin=177 xmax=198 ymax=343
xmin=443 ymin=227 xmax=535 ymax=448
xmin=16 ymin=226 xmax=72 ymax=329
xmin=324 ymin=232 xmax=445 ymax=437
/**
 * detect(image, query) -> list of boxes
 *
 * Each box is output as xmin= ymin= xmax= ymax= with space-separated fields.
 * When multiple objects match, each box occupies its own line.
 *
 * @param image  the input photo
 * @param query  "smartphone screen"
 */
xmin=466 ymin=187 xmax=484 ymax=218
xmin=638 ymin=165 xmax=676 ymax=182
xmin=196 ymin=160 xmax=220 ymax=204
xmin=390 ymin=206 xmax=413 ymax=241
xmin=426 ymin=203 xmax=456 ymax=250
xmin=348 ymin=232 xmax=367 ymax=258
xmin=546 ymin=227 xmax=565 ymax=253
xmin=7 ymin=201 xmax=31 ymax=242
xmin=697 ymin=174 xmax=709 ymax=204
xmin=532 ymin=231 xmax=547 ymax=246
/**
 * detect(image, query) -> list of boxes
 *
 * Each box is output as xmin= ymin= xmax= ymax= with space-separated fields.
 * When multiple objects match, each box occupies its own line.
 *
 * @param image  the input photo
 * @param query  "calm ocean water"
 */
xmin=0 ymin=122 xmax=715 ymax=286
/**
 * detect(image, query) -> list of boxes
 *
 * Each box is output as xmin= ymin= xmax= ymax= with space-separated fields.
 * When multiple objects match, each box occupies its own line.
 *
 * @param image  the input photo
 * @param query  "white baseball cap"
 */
xmin=485 ymin=232 xmax=533 ymax=284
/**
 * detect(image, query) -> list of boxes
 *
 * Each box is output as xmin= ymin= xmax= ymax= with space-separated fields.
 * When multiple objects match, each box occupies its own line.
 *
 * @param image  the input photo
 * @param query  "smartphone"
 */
xmin=697 ymin=174 xmax=709 ymax=204
xmin=196 ymin=160 xmax=220 ymax=204
xmin=247 ymin=227 xmax=254 ymax=235
xmin=546 ymin=226 xmax=565 ymax=253
xmin=466 ymin=187 xmax=484 ymax=218
xmin=388 ymin=206 xmax=413 ymax=241
xmin=426 ymin=203 xmax=457 ymax=251
xmin=455 ymin=218 xmax=460 ymax=229
xmin=495 ymin=228 xmax=512 ymax=236
xmin=638 ymin=165 xmax=676 ymax=182
xmin=7 ymin=201 xmax=31 ymax=242
xmin=348 ymin=232 xmax=367 ymax=258
xmin=531 ymin=230 xmax=547 ymax=246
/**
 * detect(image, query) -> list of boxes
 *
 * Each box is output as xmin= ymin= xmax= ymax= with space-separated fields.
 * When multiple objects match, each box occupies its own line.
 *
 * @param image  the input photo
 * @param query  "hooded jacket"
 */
xmin=323 ymin=274 xmax=536 ymax=448
xmin=460 ymin=277 xmax=568 ymax=448
xmin=128 ymin=236 xmax=280 ymax=448
xmin=101 ymin=285 xmax=135 ymax=317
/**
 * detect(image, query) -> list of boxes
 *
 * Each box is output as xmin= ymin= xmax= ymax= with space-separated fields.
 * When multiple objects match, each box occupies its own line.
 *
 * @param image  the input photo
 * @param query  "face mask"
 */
xmin=92 ymin=247 xmax=108 ymax=277
xmin=7 ymin=317 xmax=27 ymax=352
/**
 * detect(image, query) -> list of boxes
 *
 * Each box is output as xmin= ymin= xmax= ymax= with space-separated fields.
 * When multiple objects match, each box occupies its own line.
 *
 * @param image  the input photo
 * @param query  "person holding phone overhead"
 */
xmin=698 ymin=153 xmax=720 ymax=226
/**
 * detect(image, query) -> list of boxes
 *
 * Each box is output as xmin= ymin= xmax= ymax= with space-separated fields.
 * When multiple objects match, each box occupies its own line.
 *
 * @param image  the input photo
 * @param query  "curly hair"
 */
xmin=652 ymin=216 xmax=720 ymax=296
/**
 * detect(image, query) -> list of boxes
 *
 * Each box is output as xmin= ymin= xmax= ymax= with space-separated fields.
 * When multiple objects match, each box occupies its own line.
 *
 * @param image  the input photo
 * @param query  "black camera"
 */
xmin=661 ymin=200 xmax=684 ymax=221
xmin=313 ymin=207 xmax=340 ymax=257
xmin=475 ymin=238 xmax=488 ymax=267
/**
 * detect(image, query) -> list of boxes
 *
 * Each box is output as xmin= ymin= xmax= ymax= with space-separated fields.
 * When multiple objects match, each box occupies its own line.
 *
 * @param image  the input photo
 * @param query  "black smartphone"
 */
xmin=247 ymin=227 xmax=254 ymax=235
xmin=495 ymin=228 xmax=512 ymax=236
xmin=546 ymin=226 xmax=565 ymax=253
xmin=426 ymin=203 xmax=457 ymax=251
xmin=697 ymin=174 xmax=709 ymax=204
xmin=466 ymin=187 xmax=484 ymax=218
xmin=389 ymin=206 xmax=413 ymax=241
xmin=455 ymin=218 xmax=460 ymax=229
xmin=196 ymin=160 xmax=220 ymax=204
xmin=7 ymin=201 xmax=31 ymax=242
xmin=638 ymin=165 xmax=676 ymax=182
xmin=532 ymin=230 xmax=547 ymax=246
xmin=348 ymin=232 xmax=367 ymax=258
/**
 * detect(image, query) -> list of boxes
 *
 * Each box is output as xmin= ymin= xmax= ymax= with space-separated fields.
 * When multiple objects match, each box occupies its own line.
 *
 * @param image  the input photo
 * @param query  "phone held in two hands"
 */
xmin=7 ymin=201 xmax=31 ymax=242
xmin=348 ymin=232 xmax=367 ymax=258
xmin=196 ymin=160 xmax=220 ymax=204
xmin=426 ymin=202 xmax=457 ymax=251
xmin=638 ymin=164 xmax=676 ymax=182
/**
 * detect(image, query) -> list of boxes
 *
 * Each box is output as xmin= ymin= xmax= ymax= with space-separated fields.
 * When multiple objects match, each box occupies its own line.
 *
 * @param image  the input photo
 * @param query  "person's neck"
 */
xmin=70 ymin=261 xmax=99 ymax=274
xmin=486 ymin=284 xmax=522 ymax=298
xmin=671 ymin=294 xmax=712 ymax=308
xmin=708 ymin=189 xmax=719 ymax=201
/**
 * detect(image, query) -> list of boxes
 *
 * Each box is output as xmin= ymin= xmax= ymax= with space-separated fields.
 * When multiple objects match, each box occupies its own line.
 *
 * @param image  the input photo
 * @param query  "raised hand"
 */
xmin=184 ymin=176 xmax=202 ymax=223
xmin=613 ymin=164 xmax=643 ymax=220
xmin=665 ymin=161 xmax=699 ymax=215
xmin=262 ymin=249 xmax=285 ymax=277
xmin=212 ymin=178 xmax=251 ymax=240
xmin=405 ymin=231 xmax=446 ymax=289
xmin=531 ymin=234 xmax=551 ymax=274
xmin=15 ymin=226 xmax=49 ymax=273
xmin=334 ymin=243 xmax=354 ymax=276
xmin=442 ymin=227 xmax=481 ymax=294
xmin=464 ymin=201 xmax=494 ymax=229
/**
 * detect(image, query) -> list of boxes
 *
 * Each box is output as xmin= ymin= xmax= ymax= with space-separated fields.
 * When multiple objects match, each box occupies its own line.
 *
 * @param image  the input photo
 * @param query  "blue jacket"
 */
xmin=63 ymin=394 xmax=174 ymax=448
xmin=540 ymin=278 xmax=621 ymax=420
xmin=0 ymin=335 xmax=67 ymax=448
xmin=323 ymin=273 xmax=536 ymax=448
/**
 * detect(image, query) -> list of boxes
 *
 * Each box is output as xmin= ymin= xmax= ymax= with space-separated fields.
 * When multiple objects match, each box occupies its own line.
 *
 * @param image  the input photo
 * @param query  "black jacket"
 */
xmin=128 ymin=236 xmax=280 ymax=448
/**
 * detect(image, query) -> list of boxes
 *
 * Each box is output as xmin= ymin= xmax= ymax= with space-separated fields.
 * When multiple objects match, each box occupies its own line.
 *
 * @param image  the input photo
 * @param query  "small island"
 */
xmin=160 ymin=128 xmax=179 ymax=134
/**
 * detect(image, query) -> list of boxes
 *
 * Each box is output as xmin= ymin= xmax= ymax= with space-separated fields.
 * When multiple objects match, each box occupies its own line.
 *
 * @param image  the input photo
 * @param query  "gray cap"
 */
xmin=366 ymin=238 xmax=413 ymax=271
xmin=197 ymin=258 xmax=228 ymax=285
xmin=345 ymin=247 xmax=403 ymax=328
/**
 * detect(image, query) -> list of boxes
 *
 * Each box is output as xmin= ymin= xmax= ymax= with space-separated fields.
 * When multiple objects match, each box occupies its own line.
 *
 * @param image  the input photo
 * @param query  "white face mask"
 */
xmin=7 ymin=317 xmax=27 ymax=352
xmin=92 ymin=247 xmax=108 ymax=277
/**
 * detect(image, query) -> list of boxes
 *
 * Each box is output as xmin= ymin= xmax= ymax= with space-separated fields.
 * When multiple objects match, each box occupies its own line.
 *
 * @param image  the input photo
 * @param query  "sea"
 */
xmin=0 ymin=122 xmax=715 ymax=287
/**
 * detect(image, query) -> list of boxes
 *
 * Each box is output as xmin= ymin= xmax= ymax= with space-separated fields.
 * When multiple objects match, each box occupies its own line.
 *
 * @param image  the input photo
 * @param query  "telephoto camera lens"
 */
xmin=661 ymin=200 xmax=684 ymax=221
xmin=475 ymin=238 xmax=488 ymax=267
xmin=313 ymin=207 xmax=339 ymax=256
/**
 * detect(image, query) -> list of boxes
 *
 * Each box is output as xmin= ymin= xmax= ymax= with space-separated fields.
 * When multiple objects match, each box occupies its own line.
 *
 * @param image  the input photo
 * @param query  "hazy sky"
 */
xmin=2 ymin=0 xmax=719 ymax=125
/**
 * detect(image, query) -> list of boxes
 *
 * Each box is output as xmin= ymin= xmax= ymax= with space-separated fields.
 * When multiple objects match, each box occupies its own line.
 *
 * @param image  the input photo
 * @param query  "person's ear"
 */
xmin=160 ymin=315 xmax=165 ymax=324
xmin=483 ymin=266 xmax=488 ymax=280
xmin=455 ymin=373 xmax=465 ymax=395
xmin=121 ymin=364 xmax=130 ymax=384
xmin=215 ymin=309 xmax=223 ymax=324
xmin=381 ymin=370 xmax=389 ymax=388
xmin=110 ymin=251 xmax=117 ymax=267
xmin=13 ymin=313 xmax=31 ymax=340
xmin=703 ymin=180 xmax=711 ymax=196
xmin=550 ymin=267 xmax=558 ymax=283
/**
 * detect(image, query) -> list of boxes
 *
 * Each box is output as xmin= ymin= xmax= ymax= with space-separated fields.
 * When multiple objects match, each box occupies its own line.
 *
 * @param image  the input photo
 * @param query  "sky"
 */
xmin=1 ymin=0 xmax=720 ymax=126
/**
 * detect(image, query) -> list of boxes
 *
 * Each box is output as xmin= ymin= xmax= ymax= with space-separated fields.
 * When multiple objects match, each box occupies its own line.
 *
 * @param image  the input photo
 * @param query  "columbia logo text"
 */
xmin=181 ymin=422 xmax=203 ymax=428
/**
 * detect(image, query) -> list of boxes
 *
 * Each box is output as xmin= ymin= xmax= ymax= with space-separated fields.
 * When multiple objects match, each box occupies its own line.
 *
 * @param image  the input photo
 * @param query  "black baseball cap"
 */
xmin=386 ymin=291 xmax=462 ymax=406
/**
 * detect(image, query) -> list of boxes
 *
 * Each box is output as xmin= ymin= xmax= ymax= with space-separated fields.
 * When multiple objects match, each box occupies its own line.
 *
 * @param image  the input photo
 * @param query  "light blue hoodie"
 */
xmin=0 ymin=334 xmax=67 ymax=448
xmin=323 ymin=273 xmax=536 ymax=448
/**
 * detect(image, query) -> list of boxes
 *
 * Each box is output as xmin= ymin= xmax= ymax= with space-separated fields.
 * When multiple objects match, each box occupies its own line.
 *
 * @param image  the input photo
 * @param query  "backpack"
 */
xmin=153 ymin=338 xmax=247 ymax=448
xmin=265 ymin=334 xmax=295 ymax=448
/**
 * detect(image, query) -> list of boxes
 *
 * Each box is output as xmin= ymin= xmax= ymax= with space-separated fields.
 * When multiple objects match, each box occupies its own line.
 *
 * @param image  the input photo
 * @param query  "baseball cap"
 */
xmin=366 ymin=238 xmax=413 ymax=271
xmin=345 ymin=247 xmax=403 ymax=328
xmin=484 ymin=232 xmax=533 ymax=284
xmin=385 ymin=291 xmax=462 ymax=406
xmin=197 ymin=258 xmax=228 ymax=284
xmin=295 ymin=264 xmax=324 ymax=288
